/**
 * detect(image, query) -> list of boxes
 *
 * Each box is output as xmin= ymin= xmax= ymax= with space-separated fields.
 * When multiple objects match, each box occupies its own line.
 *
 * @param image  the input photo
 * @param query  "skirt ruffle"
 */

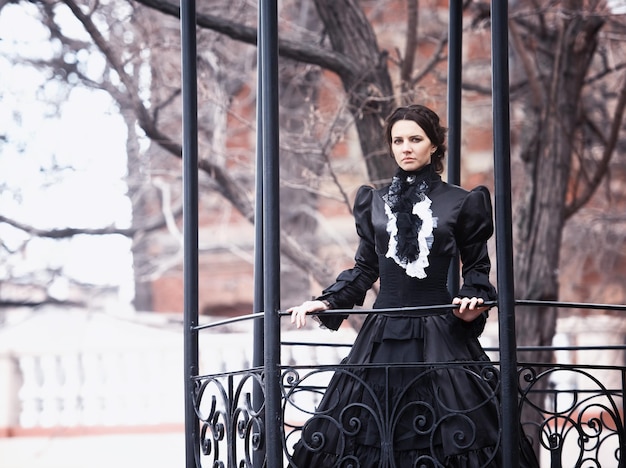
xmin=288 ymin=313 xmax=539 ymax=467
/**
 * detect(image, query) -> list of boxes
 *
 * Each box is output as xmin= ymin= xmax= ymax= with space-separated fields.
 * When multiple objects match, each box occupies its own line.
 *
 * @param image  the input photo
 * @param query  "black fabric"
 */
xmin=291 ymin=167 xmax=539 ymax=467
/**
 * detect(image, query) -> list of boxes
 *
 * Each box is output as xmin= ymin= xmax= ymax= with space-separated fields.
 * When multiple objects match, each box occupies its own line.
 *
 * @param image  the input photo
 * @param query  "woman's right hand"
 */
xmin=287 ymin=300 xmax=330 ymax=329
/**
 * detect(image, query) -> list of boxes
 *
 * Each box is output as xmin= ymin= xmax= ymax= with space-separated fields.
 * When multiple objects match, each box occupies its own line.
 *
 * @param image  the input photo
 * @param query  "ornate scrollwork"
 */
xmin=189 ymin=361 xmax=624 ymax=466
xmin=282 ymin=363 xmax=501 ymax=467
xmin=192 ymin=370 xmax=265 ymax=468
xmin=518 ymin=365 xmax=624 ymax=467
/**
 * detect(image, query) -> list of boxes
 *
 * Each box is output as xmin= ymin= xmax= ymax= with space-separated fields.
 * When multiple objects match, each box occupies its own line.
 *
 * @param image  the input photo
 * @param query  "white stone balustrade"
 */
xmin=0 ymin=308 xmax=356 ymax=434
xmin=2 ymin=306 xmax=623 ymax=440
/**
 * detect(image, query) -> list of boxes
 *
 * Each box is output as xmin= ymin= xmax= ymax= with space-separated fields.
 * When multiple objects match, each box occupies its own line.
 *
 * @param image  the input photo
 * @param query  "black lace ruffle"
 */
xmin=382 ymin=165 xmax=432 ymax=265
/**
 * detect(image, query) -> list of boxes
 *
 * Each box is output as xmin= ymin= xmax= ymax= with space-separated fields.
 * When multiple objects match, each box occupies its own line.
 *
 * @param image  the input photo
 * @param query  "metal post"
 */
xmin=446 ymin=1 xmax=462 ymax=187
xmin=252 ymin=10 xmax=266 ymax=466
xmin=180 ymin=0 xmax=200 ymax=467
xmin=259 ymin=0 xmax=282 ymax=466
xmin=490 ymin=1 xmax=520 ymax=466
xmin=447 ymin=1 xmax=463 ymax=297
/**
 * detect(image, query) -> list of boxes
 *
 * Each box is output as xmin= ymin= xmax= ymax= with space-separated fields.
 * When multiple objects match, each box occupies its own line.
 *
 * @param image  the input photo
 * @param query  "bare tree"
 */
xmin=1 ymin=0 xmax=625 ymax=353
xmin=508 ymin=1 xmax=626 ymax=356
xmin=126 ymin=0 xmax=626 ymax=335
xmin=0 ymin=0 xmax=445 ymax=313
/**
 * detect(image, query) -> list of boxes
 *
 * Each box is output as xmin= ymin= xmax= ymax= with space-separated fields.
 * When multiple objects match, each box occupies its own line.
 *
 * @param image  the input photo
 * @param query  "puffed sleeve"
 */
xmin=454 ymin=186 xmax=497 ymax=336
xmin=315 ymin=185 xmax=380 ymax=330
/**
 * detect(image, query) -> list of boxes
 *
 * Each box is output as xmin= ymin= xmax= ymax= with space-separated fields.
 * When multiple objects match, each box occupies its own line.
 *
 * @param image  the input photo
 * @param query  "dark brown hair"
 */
xmin=383 ymin=104 xmax=447 ymax=174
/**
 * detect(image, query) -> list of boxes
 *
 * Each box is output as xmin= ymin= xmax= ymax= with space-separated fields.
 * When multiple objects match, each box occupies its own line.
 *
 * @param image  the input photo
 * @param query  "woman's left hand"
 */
xmin=452 ymin=297 xmax=489 ymax=322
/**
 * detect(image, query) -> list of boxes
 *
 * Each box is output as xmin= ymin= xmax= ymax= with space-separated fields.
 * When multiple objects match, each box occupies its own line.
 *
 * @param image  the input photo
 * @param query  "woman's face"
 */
xmin=390 ymin=120 xmax=436 ymax=172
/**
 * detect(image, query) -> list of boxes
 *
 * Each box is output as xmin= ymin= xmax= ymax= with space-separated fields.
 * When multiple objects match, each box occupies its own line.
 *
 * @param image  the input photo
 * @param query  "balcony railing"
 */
xmin=188 ymin=302 xmax=626 ymax=468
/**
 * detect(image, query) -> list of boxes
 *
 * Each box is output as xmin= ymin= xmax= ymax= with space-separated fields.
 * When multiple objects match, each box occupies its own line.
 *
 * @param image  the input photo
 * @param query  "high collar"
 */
xmin=394 ymin=164 xmax=438 ymax=187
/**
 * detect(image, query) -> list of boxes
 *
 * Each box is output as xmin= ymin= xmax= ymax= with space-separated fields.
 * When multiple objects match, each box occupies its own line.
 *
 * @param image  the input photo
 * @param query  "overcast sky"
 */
xmin=0 ymin=4 xmax=134 ymax=304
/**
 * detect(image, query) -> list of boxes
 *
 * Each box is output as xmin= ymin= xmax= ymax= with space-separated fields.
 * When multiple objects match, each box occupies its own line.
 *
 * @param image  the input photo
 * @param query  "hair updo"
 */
xmin=383 ymin=104 xmax=448 ymax=174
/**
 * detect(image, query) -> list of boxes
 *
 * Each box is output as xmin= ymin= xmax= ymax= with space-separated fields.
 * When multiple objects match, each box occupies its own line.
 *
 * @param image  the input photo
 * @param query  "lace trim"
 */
xmin=384 ymin=197 xmax=434 ymax=278
xmin=382 ymin=167 xmax=435 ymax=279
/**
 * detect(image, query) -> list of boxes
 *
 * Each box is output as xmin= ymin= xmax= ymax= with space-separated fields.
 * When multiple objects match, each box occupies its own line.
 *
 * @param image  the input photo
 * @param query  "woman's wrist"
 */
xmin=320 ymin=299 xmax=331 ymax=310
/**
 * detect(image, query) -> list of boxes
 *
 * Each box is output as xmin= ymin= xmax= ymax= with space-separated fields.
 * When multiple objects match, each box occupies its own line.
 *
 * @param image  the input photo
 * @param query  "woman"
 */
xmin=287 ymin=105 xmax=538 ymax=467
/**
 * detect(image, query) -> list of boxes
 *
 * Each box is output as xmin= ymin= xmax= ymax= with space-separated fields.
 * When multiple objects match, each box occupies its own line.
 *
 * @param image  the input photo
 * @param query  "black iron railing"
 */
xmin=188 ymin=303 xmax=626 ymax=468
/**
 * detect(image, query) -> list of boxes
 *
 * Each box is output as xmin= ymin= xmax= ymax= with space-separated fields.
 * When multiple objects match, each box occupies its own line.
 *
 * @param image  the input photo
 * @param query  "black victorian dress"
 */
xmin=288 ymin=165 xmax=538 ymax=468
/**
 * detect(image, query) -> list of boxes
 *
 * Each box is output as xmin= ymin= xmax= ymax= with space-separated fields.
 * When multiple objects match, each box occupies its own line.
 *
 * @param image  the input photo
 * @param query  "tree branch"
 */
xmin=509 ymin=18 xmax=544 ymax=109
xmin=565 ymin=71 xmax=626 ymax=218
xmin=0 ymin=206 xmax=179 ymax=238
xmin=409 ymin=36 xmax=447 ymax=88
xmin=133 ymin=0 xmax=359 ymax=80
xmin=31 ymin=0 xmax=347 ymax=291
xmin=0 ymin=298 xmax=86 ymax=308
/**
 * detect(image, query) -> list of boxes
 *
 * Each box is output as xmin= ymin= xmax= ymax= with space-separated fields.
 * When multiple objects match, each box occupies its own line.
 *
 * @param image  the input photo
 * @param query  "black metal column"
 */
xmin=252 ymin=7 xmax=266 ymax=467
xmin=259 ymin=0 xmax=282 ymax=466
xmin=180 ymin=0 xmax=200 ymax=467
xmin=490 ymin=1 xmax=520 ymax=466
xmin=446 ymin=1 xmax=463 ymax=297
xmin=446 ymin=2 xmax=462 ymax=186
